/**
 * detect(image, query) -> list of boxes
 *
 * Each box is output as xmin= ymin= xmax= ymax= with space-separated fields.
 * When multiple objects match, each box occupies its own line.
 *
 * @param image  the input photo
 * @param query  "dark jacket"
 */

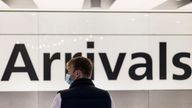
xmin=58 ymin=78 xmax=111 ymax=108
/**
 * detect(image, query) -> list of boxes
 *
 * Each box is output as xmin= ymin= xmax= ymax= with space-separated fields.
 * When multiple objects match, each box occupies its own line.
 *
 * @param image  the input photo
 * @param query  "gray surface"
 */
xmin=0 ymin=92 xmax=38 ymax=108
xmin=1 ymin=90 xmax=192 ymax=108
xmin=110 ymin=91 xmax=149 ymax=108
xmin=149 ymin=90 xmax=192 ymax=108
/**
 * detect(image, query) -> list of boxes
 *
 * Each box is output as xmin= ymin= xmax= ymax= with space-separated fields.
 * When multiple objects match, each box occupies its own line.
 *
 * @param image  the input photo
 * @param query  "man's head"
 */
xmin=66 ymin=57 xmax=93 ymax=84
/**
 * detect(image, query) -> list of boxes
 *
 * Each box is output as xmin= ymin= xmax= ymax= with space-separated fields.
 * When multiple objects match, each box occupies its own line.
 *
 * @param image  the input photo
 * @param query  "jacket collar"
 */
xmin=69 ymin=78 xmax=95 ymax=89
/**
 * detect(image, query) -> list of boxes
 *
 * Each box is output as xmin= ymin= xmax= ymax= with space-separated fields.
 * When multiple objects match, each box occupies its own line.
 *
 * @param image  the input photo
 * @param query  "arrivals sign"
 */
xmin=0 ymin=36 xmax=192 ymax=91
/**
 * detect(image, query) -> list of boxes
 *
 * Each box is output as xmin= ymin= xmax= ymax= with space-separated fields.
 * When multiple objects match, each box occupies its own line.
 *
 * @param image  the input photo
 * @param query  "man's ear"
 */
xmin=88 ymin=71 xmax=92 ymax=79
xmin=75 ymin=70 xmax=81 ymax=78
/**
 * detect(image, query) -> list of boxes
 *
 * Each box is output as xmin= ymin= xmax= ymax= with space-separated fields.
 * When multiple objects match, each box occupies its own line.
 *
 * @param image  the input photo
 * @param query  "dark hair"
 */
xmin=67 ymin=57 xmax=93 ymax=77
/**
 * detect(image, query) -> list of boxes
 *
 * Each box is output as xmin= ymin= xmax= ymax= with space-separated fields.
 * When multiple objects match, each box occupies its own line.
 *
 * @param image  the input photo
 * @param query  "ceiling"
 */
xmin=0 ymin=0 xmax=192 ymax=10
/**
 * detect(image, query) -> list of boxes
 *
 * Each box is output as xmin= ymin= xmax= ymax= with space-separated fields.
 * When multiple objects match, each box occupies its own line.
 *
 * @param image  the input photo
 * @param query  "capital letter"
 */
xmin=1 ymin=44 xmax=38 ymax=81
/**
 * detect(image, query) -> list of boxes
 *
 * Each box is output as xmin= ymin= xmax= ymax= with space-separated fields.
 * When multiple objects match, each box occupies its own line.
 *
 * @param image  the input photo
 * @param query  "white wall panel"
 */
xmin=38 ymin=12 xmax=149 ymax=34
xmin=149 ymin=13 xmax=192 ymax=34
xmin=0 ymin=12 xmax=38 ymax=34
xmin=1 ymin=11 xmax=192 ymax=35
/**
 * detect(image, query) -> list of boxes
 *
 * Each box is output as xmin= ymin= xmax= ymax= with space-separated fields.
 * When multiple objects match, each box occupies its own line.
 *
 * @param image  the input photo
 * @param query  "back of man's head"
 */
xmin=67 ymin=57 xmax=93 ymax=78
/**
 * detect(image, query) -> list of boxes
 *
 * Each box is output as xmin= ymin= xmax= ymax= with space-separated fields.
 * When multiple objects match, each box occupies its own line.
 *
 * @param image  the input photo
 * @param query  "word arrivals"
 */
xmin=0 ymin=42 xmax=191 ymax=81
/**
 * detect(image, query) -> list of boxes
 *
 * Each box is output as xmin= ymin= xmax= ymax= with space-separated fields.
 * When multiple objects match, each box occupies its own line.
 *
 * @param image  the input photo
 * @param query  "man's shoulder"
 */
xmin=57 ymin=89 xmax=70 ymax=94
xmin=93 ymin=86 xmax=109 ymax=93
xmin=88 ymin=86 xmax=111 ymax=97
xmin=57 ymin=87 xmax=110 ymax=97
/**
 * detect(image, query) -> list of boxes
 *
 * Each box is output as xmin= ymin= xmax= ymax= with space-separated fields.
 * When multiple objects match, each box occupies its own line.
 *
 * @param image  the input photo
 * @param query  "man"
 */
xmin=51 ymin=56 xmax=115 ymax=108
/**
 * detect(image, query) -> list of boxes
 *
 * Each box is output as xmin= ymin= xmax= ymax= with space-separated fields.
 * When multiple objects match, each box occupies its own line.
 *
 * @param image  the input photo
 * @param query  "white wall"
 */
xmin=0 ymin=10 xmax=192 ymax=108
xmin=1 ymin=11 xmax=192 ymax=34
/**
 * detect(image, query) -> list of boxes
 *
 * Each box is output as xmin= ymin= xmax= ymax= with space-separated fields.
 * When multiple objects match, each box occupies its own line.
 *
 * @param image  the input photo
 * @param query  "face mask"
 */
xmin=65 ymin=73 xmax=74 ymax=85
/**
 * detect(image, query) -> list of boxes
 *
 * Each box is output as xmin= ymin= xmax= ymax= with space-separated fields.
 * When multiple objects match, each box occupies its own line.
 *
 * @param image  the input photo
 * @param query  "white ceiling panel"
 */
xmin=0 ymin=0 xmax=9 ymax=8
xmin=178 ymin=2 xmax=192 ymax=10
xmin=33 ymin=0 xmax=84 ymax=9
xmin=110 ymin=0 xmax=167 ymax=10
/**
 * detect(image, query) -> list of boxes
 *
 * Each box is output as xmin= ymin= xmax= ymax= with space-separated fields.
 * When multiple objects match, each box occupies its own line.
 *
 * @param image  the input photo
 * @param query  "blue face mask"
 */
xmin=65 ymin=73 xmax=74 ymax=85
